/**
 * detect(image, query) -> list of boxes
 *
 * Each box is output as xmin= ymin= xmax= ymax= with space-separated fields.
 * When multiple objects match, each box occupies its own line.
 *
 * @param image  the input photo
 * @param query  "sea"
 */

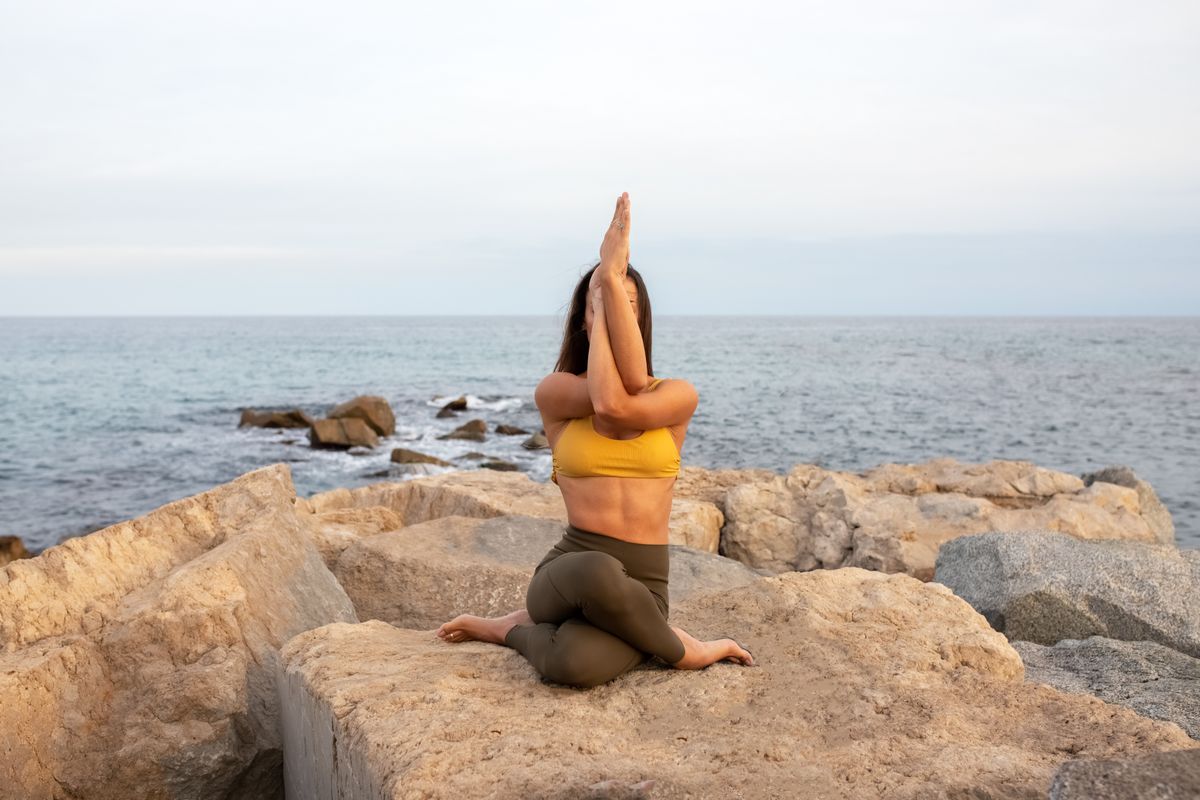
xmin=1 ymin=315 xmax=1197 ymax=554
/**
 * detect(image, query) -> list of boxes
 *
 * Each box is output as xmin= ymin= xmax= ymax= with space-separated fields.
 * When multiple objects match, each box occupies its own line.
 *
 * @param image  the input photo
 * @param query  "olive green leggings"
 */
xmin=504 ymin=523 xmax=687 ymax=688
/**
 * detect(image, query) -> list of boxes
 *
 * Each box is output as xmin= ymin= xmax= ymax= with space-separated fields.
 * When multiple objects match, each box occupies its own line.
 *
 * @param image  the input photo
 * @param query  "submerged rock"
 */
xmin=277 ymin=568 xmax=1192 ymax=799
xmin=935 ymin=530 xmax=1200 ymax=656
xmin=238 ymin=408 xmax=315 ymax=429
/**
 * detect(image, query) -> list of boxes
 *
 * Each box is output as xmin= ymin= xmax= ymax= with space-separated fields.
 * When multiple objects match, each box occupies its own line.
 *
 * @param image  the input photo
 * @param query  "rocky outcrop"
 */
xmin=238 ymin=408 xmax=315 ymax=429
xmin=934 ymin=530 xmax=1200 ymax=656
xmin=302 ymin=506 xmax=407 ymax=568
xmin=332 ymin=514 xmax=766 ymax=628
xmin=0 ymin=464 xmax=357 ymax=800
xmin=278 ymin=568 xmax=1193 ymax=799
xmin=1082 ymin=464 xmax=1175 ymax=545
xmin=300 ymin=470 xmax=724 ymax=552
xmin=308 ymin=417 xmax=380 ymax=449
xmin=328 ymin=394 xmax=396 ymax=437
xmin=1050 ymin=747 xmax=1200 ymax=799
xmin=1014 ymin=637 xmax=1200 ymax=740
xmin=723 ymin=458 xmax=1172 ymax=580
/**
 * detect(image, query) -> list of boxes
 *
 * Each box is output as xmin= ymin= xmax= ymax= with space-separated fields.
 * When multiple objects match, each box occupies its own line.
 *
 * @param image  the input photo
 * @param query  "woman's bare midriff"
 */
xmin=555 ymin=472 xmax=677 ymax=545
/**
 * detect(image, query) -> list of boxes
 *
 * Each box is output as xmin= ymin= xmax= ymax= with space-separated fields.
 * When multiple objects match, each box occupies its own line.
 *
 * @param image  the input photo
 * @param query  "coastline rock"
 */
xmin=934 ymin=530 xmax=1200 ymax=655
xmin=437 ymin=418 xmax=488 ymax=441
xmin=308 ymin=417 xmax=380 ymax=449
xmin=495 ymin=424 xmax=529 ymax=435
xmin=238 ymin=408 xmax=315 ymax=429
xmin=1050 ymin=747 xmax=1200 ymax=799
xmin=390 ymin=447 xmax=452 ymax=467
xmin=302 ymin=506 xmax=407 ymax=568
xmin=0 ymin=464 xmax=357 ymax=800
xmin=1082 ymin=464 xmax=1176 ymax=545
xmin=300 ymin=471 xmax=723 ymax=552
xmin=332 ymin=514 xmax=764 ymax=628
xmin=1014 ymin=637 xmax=1200 ymax=740
xmin=437 ymin=395 xmax=468 ymax=417
xmin=723 ymin=457 xmax=1171 ymax=580
xmin=0 ymin=535 xmax=30 ymax=566
xmin=278 ymin=568 xmax=1192 ymax=799
xmin=479 ymin=458 xmax=519 ymax=471
xmin=520 ymin=431 xmax=549 ymax=450
xmin=328 ymin=394 xmax=396 ymax=437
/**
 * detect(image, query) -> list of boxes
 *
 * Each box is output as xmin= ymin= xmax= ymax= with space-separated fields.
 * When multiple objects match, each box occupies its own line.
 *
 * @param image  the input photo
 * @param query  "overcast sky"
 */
xmin=2 ymin=1 xmax=1197 ymax=315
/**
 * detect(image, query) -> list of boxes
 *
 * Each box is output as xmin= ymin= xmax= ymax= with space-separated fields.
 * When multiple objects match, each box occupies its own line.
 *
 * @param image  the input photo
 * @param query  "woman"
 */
xmin=436 ymin=192 xmax=755 ymax=688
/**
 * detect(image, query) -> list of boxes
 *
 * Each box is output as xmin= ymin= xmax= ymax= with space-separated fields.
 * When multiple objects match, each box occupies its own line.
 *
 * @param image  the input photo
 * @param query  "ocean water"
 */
xmin=1 ymin=315 xmax=1196 ymax=553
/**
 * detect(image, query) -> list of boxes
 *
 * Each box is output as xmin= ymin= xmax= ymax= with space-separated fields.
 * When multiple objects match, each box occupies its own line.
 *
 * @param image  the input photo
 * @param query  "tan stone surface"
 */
xmin=332 ymin=515 xmax=766 ymax=629
xmin=278 ymin=568 xmax=1193 ymax=799
xmin=0 ymin=464 xmax=357 ymax=800
xmin=724 ymin=457 xmax=1170 ymax=580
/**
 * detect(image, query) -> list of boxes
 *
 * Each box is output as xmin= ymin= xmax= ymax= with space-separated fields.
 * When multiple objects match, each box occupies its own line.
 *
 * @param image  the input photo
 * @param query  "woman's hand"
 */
xmin=594 ymin=192 xmax=631 ymax=289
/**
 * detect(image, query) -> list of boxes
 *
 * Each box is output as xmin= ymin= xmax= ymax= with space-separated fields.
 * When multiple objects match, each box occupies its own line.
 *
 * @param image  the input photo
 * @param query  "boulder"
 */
xmin=390 ymin=448 xmax=452 ymax=467
xmin=1014 ymin=637 xmax=1200 ymax=740
xmin=308 ymin=417 xmax=380 ymax=449
xmin=277 ymin=568 xmax=1192 ymax=799
xmin=0 ymin=464 xmax=357 ymax=800
xmin=494 ymin=424 xmax=529 ymax=435
xmin=724 ymin=458 xmax=1172 ymax=580
xmin=332 ymin=515 xmax=765 ymax=628
xmin=0 ymin=534 xmax=30 ymax=566
xmin=1050 ymin=747 xmax=1200 ymax=799
xmin=328 ymin=394 xmax=396 ymax=437
xmin=238 ymin=408 xmax=315 ymax=429
xmin=438 ymin=418 xmax=488 ymax=441
xmin=934 ymin=530 xmax=1200 ymax=656
xmin=302 ymin=506 xmax=407 ymax=568
xmin=520 ymin=431 xmax=549 ymax=450
xmin=1082 ymin=464 xmax=1175 ymax=545
xmin=300 ymin=471 xmax=724 ymax=552
xmin=479 ymin=459 xmax=519 ymax=471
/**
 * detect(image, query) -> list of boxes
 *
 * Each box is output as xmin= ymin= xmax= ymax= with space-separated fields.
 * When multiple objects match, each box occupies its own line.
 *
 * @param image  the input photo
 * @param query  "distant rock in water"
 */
xmin=309 ymin=418 xmax=380 ymax=449
xmin=390 ymin=448 xmax=452 ymax=467
xmin=0 ymin=535 xmax=30 ymax=566
xmin=438 ymin=418 xmax=487 ymax=441
xmin=238 ymin=408 xmax=315 ymax=429
xmin=436 ymin=395 xmax=468 ymax=417
xmin=521 ymin=431 xmax=549 ymax=450
xmin=454 ymin=451 xmax=488 ymax=460
xmin=479 ymin=459 xmax=519 ymax=471
xmin=328 ymin=395 xmax=395 ymax=437
xmin=494 ymin=424 xmax=529 ymax=435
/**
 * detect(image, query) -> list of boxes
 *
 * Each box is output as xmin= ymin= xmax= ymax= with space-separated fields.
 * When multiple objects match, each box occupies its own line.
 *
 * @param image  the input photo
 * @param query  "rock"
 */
xmin=1050 ymin=747 xmax=1200 ymax=799
xmin=328 ymin=395 xmax=396 ymax=437
xmin=0 ymin=535 xmax=30 ymax=566
xmin=238 ymin=408 xmax=315 ymax=429
xmin=723 ymin=457 xmax=1172 ymax=580
xmin=301 ymin=471 xmax=724 ymax=552
xmin=494 ymin=424 xmax=529 ymax=435
xmin=437 ymin=395 xmax=468 ymax=416
xmin=479 ymin=459 xmax=519 ymax=471
xmin=308 ymin=417 xmax=380 ymax=449
xmin=934 ymin=530 xmax=1200 ymax=656
xmin=0 ymin=464 xmax=357 ymax=800
xmin=521 ymin=431 xmax=549 ymax=450
xmin=437 ymin=418 xmax=488 ymax=441
xmin=673 ymin=465 xmax=780 ymax=515
xmin=390 ymin=448 xmax=452 ymax=467
xmin=332 ymin=515 xmax=764 ymax=628
xmin=1014 ymin=637 xmax=1200 ymax=740
xmin=278 ymin=568 xmax=1192 ymax=799
xmin=302 ymin=506 xmax=407 ymax=569
xmin=455 ymin=451 xmax=488 ymax=460
xmin=1082 ymin=464 xmax=1176 ymax=545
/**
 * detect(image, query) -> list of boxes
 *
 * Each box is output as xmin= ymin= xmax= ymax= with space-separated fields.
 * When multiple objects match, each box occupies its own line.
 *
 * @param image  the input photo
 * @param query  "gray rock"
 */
xmin=934 ymin=530 xmax=1200 ymax=656
xmin=1050 ymin=747 xmax=1200 ymax=799
xmin=1082 ymin=464 xmax=1176 ymax=545
xmin=1014 ymin=637 xmax=1200 ymax=739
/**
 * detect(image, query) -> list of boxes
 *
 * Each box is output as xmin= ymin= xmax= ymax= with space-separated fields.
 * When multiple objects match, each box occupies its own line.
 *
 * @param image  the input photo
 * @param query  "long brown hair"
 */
xmin=554 ymin=260 xmax=654 ymax=376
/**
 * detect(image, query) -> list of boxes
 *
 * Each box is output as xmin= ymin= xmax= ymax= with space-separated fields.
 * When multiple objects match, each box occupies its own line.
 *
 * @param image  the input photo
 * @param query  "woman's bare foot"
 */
xmin=436 ymin=608 xmax=533 ymax=646
xmin=669 ymin=626 xmax=755 ymax=669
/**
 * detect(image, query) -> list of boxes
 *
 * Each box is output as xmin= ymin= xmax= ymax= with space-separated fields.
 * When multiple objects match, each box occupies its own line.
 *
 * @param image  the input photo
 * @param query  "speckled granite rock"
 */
xmin=277 ymin=568 xmax=1192 ymax=800
xmin=1050 ymin=746 xmax=1200 ymax=799
xmin=1014 ymin=637 xmax=1200 ymax=740
xmin=935 ymin=530 xmax=1200 ymax=656
xmin=722 ymin=458 xmax=1171 ymax=580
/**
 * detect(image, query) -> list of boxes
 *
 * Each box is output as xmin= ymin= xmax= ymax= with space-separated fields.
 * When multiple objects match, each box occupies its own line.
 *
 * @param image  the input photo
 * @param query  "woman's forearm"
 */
xmin=586 ymin=296 xmax=631 ymax=416
xmin=597 ymin=270 xmax=650 ymax=393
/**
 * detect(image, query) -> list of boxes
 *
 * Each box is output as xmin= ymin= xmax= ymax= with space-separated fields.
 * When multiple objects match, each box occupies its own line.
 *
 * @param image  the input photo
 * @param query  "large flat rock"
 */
xmin=1015 ymin=637 xmax=1200 ymax=740
xmin=0 ymin=463 xmax=357 ymax=800
xmin=278 ymin=568 xmax=1192 ymax=799
xmin=723 ymin=458 xmax=1173 ymax=580
xmin=333 ymin=514 xmax=768 ymax=629
xmin=935 ymin=530 xmax=1200 ymax=656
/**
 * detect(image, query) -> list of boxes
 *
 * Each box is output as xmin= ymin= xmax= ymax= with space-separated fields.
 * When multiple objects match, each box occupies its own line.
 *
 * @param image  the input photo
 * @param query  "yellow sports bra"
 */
xmin=551 ymin=377 xmax=681 ymax=484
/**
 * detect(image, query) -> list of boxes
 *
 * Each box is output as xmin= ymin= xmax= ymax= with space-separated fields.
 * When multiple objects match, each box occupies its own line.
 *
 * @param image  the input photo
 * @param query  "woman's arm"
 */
xmin=585 ymin=287 xmax=632 ymax=417
xmin=594 ymin=192 xmax=650 ymax=393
